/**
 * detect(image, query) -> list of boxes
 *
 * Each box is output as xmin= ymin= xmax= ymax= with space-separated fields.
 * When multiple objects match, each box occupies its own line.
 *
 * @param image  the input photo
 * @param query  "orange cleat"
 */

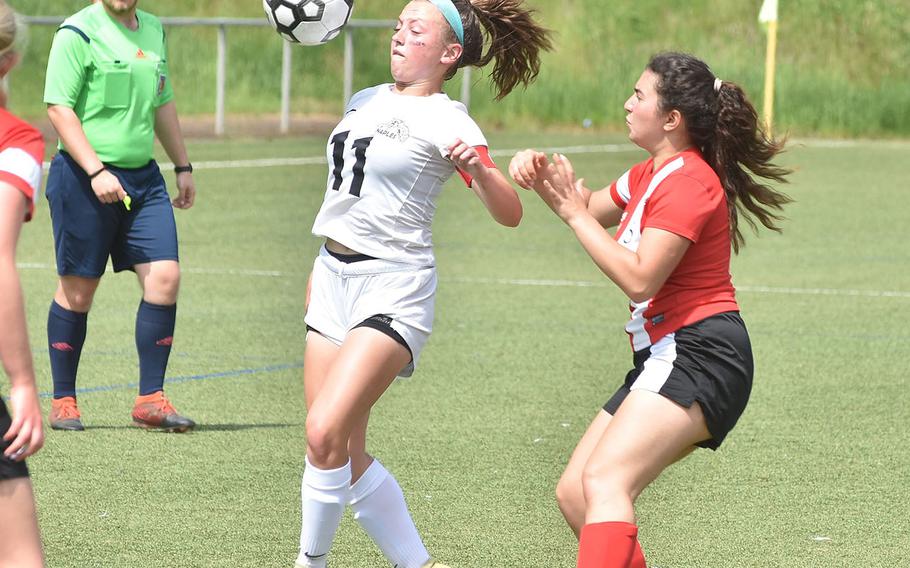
xmin=131 ymin=391 xmax=195 ymax=433
xmin=50 ymin=396 xmax=85 ymax=431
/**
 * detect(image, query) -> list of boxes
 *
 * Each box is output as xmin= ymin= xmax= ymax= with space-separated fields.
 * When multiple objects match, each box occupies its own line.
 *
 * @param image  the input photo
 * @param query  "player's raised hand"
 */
xmin=91 ymin=169 xmax=128 ymax=205
xmin=508 ymin=149 xmax=548 ymax=190
xmin=447 ymin=138 xmax=484 ymax=177
xmin=547 ymin=152 xmax=592 ymax=206
xmin=574 ymin=177 xmax=592 ymax=207
xmin=534 ymin=153 xmax=589 ymax=224
xmin=173 ymin=171 xmax=196 ymax=209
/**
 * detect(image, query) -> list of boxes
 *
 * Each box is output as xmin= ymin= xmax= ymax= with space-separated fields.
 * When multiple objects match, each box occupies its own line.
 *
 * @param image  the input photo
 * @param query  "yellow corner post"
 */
xmin=759 ymin=0 xmax=779 ymax=133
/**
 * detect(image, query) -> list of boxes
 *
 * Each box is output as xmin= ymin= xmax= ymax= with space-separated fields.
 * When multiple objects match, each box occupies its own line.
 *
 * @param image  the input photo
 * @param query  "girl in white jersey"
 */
xmin=297 ymin=2 xmax=550 ymax=568
xmin=510 ymin=53 xmax=791 ymax=568
xmin=0 ymin=3 xmax=47 ymax=567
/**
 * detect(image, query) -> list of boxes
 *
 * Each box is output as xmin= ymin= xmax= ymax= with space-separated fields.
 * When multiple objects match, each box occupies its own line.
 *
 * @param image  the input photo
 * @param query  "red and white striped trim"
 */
xmin=630 ymin=333 xmax=678 ymax=392
xmin=621 ymin=156 xmax=685 ymax=349
xmin=0 ymin=147 xmax=42 ymax=202
xmin=614 ymin=170 xmax=632 ymax=204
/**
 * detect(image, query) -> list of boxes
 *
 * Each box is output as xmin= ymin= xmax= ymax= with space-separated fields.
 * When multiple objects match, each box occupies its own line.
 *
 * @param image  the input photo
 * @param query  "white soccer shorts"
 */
xmin=304 ymin=245 xmax=436 ymax=377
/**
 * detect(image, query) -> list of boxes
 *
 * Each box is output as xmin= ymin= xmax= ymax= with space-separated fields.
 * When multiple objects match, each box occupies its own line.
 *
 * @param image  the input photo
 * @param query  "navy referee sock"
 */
xmin=47 ymin=300 xmax=88 ymax=399
xmin=136 ymin=300 xmax=177 ymax=396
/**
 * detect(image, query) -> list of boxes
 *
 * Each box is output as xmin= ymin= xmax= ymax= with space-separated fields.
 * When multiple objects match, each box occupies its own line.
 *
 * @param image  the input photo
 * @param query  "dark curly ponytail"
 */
xmin=647 ymin=52 xmax=793 ymax=253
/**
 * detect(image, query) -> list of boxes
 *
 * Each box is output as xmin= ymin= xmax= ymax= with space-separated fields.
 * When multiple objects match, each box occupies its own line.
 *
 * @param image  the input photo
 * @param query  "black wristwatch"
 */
xmin=174 ymin=163 xmax=193 ymax=174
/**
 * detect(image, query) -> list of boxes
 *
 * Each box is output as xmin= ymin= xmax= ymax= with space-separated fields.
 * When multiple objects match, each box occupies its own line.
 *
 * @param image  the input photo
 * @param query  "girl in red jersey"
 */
xmin=509 ymin=52 xmax=792 ymax=568
xmin=0 ymin=2 xmax=47 ymax=567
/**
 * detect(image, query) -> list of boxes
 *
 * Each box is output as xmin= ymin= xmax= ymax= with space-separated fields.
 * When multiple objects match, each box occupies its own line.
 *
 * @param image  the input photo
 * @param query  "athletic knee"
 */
xmin=145 ymin=269 xmax=180 ymax=303
xmin=581 ymin=461 xmax=632 ymax=505
xmin=63 ymin=294 xmax=93 ymax=312
xmin=305 ymin=413 xmax=348 ymax=466
xmin=555 ymin=471 xmax=584 ymax=514
xmin=57 ymin=282 xmax=96 ymax=312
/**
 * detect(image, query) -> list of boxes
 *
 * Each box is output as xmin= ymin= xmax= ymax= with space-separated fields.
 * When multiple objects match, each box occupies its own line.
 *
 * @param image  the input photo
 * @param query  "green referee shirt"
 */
xmin=44 ymin=3 xmax=174 ymax=168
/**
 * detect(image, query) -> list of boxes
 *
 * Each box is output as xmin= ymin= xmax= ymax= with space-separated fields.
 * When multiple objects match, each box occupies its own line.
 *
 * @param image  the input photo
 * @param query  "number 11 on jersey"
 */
xmin=330 ymin=131 xmax=374 ymax=197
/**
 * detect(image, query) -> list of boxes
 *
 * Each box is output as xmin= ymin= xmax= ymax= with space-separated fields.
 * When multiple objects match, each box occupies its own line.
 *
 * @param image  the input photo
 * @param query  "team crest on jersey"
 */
xmin=376 ymin=118 xmax=410 ymax=142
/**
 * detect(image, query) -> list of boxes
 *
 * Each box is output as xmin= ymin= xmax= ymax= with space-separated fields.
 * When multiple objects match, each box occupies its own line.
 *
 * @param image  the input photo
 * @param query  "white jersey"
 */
xmin=311 ymin=84 xmax=486 ymax=267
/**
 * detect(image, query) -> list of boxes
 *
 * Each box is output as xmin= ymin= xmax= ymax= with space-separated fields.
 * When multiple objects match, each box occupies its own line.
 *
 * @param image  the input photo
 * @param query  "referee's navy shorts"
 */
xmin=46 ymin=151 xmax=179 ymax=278
xmin=0 ymin=398 xmax=29 ymax=480
xmin=604 ymin=311 xmax=753 ymax=450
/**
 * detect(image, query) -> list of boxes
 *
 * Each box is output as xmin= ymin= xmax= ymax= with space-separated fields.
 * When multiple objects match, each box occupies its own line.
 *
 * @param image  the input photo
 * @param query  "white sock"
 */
xmin=350 ymin=459 xmax=432 ymax=568
xmin=296 ymin=457 xmax=351 ymax=568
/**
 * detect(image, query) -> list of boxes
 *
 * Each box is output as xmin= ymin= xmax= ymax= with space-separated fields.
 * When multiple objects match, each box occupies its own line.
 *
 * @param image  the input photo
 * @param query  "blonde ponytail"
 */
xmin=0 ymin=0 xmax=18 ymax=56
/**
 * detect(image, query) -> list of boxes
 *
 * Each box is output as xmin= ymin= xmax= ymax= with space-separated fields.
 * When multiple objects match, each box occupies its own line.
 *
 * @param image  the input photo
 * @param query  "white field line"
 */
xmin=40 ymin=143 xmax=641 ymax=172
xmin=16 ymin=262 xmax=287 ymax=278
xmin=40 ymin=137 xmax=909 ymax=172
xmin=181 ymin=144 xmax=642 ymax=170
xmin=17 ymin=262 xmax=910 ymax=298
xmin=789 ymin=138 xmax=910 ymax=149
xmin=448 ymin=276 xmax=910 ymax=299
xmin=180 ymin=266 xmax=286 ymax=277
xmin=39 ymin=155 xmax=327 ymax=173
xmin=736 ymin=285 xmax=910 ymax=299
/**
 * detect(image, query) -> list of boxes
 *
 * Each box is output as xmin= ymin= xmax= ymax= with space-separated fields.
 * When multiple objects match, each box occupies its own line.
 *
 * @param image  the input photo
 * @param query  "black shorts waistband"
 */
xmin=58 ymin=150 xmax=154 ymax=174
xmin=325 ymin=247 xmax=377 ymax=264
xmin=633 ymin=311 xmax=746 ymax=362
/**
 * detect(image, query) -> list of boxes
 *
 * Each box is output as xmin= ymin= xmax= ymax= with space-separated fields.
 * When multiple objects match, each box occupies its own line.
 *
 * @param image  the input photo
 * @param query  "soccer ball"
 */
xmin=263 ymin=0 xmax=354 ymax=46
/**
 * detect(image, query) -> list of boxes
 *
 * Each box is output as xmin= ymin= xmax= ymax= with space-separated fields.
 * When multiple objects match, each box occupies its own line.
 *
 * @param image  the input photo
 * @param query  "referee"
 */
xmin=43 ymin=0 xmax=196 ymax=432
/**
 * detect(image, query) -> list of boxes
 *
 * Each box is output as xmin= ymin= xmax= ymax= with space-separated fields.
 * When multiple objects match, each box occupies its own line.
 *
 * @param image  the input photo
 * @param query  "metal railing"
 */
xmin=21 ymin=16 xmax=474 ymax=136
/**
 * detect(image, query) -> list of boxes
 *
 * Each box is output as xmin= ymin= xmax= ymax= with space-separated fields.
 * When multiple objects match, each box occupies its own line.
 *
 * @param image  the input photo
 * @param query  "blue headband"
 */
xmin=428 ymin=0 xmax=464 ymax=45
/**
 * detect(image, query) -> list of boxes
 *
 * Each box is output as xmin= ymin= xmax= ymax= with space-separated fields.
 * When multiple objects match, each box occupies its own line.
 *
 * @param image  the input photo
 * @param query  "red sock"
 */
xmin=577 ymin=521 xmax=640 ymax=568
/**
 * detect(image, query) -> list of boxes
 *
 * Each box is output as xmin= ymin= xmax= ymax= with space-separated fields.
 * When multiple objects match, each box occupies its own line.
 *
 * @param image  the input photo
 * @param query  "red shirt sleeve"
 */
xmin=456 ymin=145 xmax=496 ymax=187
xmin=609 ymin=179 xmax=628 ymax=208
xmin=0 ymin=118 xmax=45 ymax=222
xmin=643 ymin=174 xmax=721 ymax=243
xmin=609 ymin=162 xmax=649 ymax=209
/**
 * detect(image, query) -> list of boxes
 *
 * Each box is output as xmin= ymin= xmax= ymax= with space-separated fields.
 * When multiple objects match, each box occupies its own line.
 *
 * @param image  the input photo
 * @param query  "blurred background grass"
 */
xmin=9 ymin=0 xmax=910 ymax=137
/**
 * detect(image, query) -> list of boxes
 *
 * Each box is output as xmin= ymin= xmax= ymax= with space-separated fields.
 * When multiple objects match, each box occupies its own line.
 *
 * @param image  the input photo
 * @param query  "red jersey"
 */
xmin=609 ymin=148 xmax=738 ymax=351
xmin=0 ymin=108 xmax=45 ymax=221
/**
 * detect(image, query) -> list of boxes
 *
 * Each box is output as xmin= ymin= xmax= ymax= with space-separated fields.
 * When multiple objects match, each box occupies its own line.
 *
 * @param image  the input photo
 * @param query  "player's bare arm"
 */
xmin=508 ymin=148 xmax=547 ymax=190
xmin=549 ymin=153 xmax=624 ymax=228
xmin=154 ymin=101 xmax=195 ymax=209
xmin=586 ymin=185 xmax=624 ymax=228
xmin=510 ymin=150 xmax=622 ymax=228
xmin=0 ymin=184 xmax=44 ymax=462
xmin=537 ymin=154 xmax=691 ymax=302
xmin=449 ymin=138 xmax=522 ymax=227
xmin=47 ymin=104 xmax=126 ymax=204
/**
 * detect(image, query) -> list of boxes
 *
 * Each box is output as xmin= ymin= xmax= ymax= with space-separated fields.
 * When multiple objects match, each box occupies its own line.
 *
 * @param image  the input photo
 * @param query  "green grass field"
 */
xmin=12 ymin=131 xmax=910 ymax=567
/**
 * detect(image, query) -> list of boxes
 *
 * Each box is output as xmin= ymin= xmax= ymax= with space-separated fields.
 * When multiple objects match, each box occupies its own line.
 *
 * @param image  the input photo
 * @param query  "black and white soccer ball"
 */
xmin=263 ymin=0 xmax=354 ymax=46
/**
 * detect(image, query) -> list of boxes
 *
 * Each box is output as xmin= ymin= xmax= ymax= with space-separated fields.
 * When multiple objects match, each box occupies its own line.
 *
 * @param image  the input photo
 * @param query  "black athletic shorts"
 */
xmin=0 ymin=397 xmax=30 ymax=480
xmin=604 ymin=311 xmax=753 ymax=450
